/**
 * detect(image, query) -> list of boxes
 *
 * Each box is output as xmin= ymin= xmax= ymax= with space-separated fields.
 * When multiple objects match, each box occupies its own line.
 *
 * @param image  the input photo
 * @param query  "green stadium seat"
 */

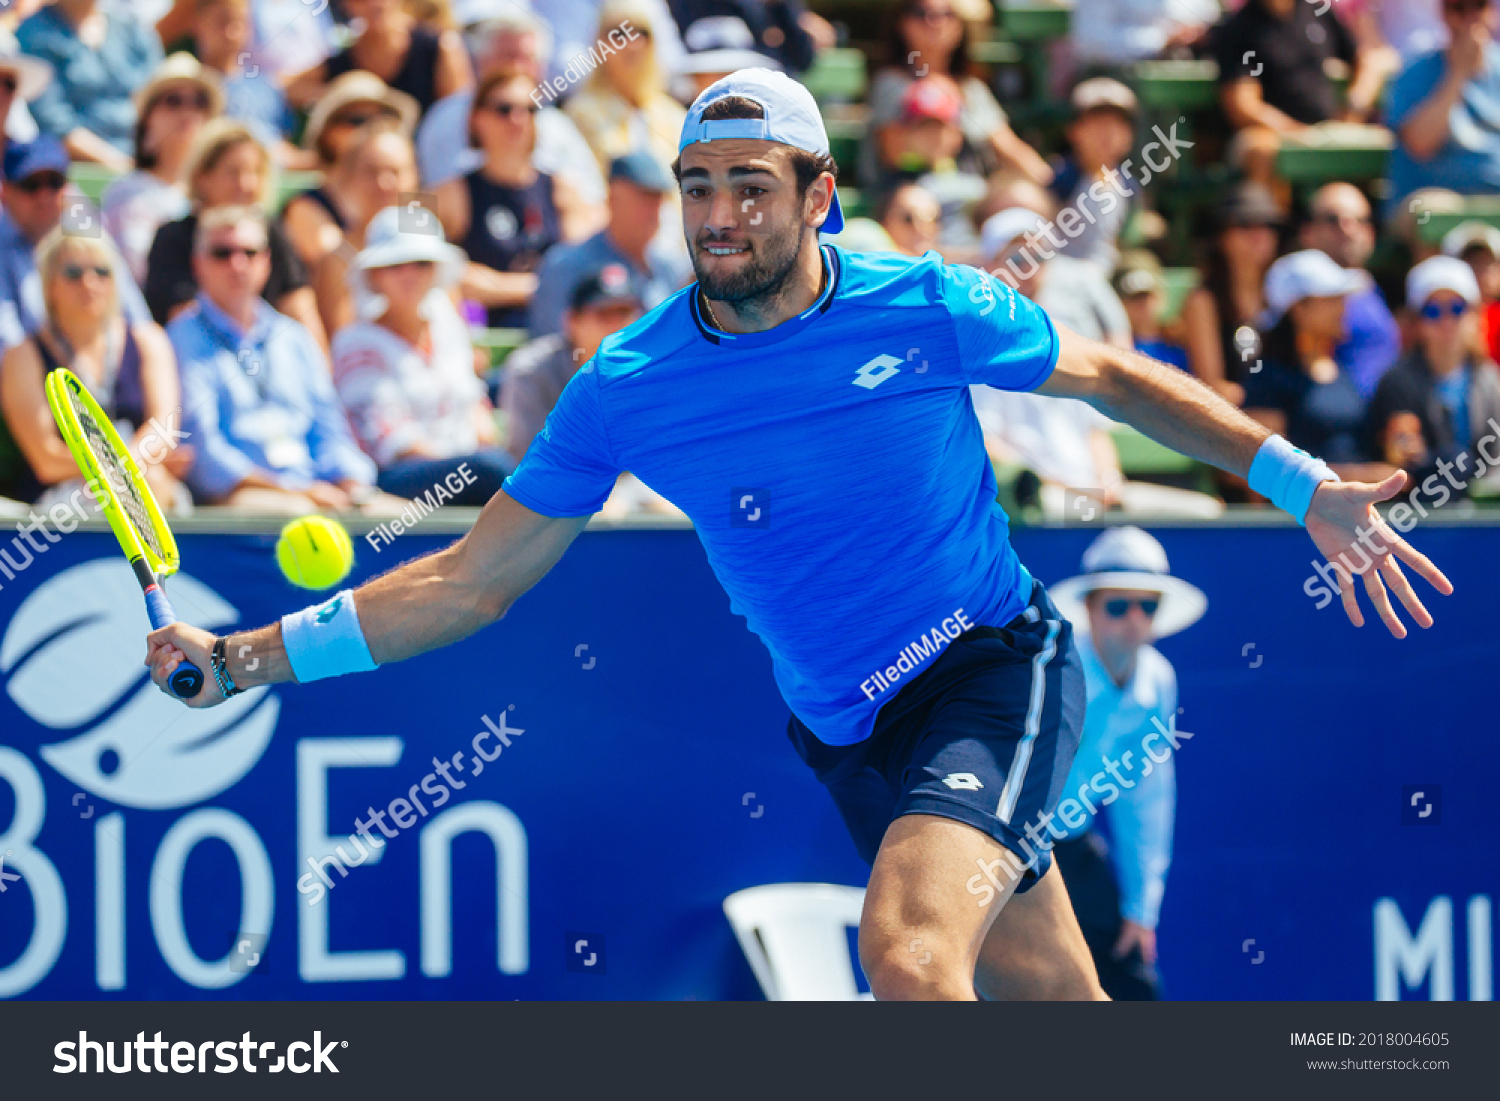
xmin=1158 ymin=268 xmax=1202 ymax=322
xmin=1111 ymin=426 xmax=1198 ymax=478
xmin=1129 ymin=60 xmax=1220 ymax=113
xmin=472 ymin=326 xmax=530 ymax=367
xmin=970 ymin=39 xmax=1024 ymax=66
xmin=801 ymin=48 xmax=868 ymax=105
xmin=997 ymin=2 xmax=1071 ymax=42
xmin=1418 ymin=197 xmax=1500 ymax=245
xmin=1275 ymin=131 xmax=1393 ymax=184
xmin=824 ymin=114 xmax=864 ymax=183
xmin=67 ymin=164 xmax=116 ymax=205
xmin=837 ymin=186 xmax=867 ymax=222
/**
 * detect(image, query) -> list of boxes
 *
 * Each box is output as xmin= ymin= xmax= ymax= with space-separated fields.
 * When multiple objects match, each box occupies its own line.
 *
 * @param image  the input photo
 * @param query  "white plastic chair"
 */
xmin=722 ymin=883 xmax=874 ymax=1000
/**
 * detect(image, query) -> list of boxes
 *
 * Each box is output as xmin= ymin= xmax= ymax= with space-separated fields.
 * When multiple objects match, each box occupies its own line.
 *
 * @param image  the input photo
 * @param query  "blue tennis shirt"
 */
xmin=502 ymin=245 xmax=1061 ymax=746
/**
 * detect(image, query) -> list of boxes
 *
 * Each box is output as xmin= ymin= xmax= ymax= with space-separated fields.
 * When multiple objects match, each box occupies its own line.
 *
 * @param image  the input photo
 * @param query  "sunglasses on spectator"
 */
xmin=481 ymin=100 xmax=539 ymax=118
xmin=207 ymin=244 xmax=265 ymax=261
xmin=604 ymin=24 xmax=648 ymax=40
xmin=158 ymin=89 xmax=212 ymax=112
xmin=1420 ymin=299 xmax=1470 ymax=320
xmin=330 ymin=107 xmax=400 ymax=129
xmin=0 ymin=75 xmax=18 ymax=95
xmin=60 ymin=263 xmax=112 ymax=282
xmin=15 ymin=172 xmax=67 ymax=194
xmin=1310 ymin=211 xmax=1373 ymax=228
xmin=909 ymin=6 xmax=959 ymax=23
xmin=1102 ymin=597 xmax=1159 ymax=619
xmin=1446 ymin=0 xmax=1491 ymax=13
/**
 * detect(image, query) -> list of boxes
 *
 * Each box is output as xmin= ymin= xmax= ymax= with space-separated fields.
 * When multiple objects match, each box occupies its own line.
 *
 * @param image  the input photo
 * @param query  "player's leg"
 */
xmin=857 ymin=812 xmax=1018 ymax=1000
xmin=972 ymin=860 xmax=1107 ymax=1000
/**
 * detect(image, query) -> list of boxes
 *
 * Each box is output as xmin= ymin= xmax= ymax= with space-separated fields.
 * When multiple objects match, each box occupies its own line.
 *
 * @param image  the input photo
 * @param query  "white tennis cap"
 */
xmin=679 ymin=68 xmax=843 ymax=234
xmin=1406 ymin=255 xmax=1482 ymax=309
xmin=980 ymin=207 xmax=1051 ymax=266
xmin=1264 ymin=249 xmax=1371 ymax=322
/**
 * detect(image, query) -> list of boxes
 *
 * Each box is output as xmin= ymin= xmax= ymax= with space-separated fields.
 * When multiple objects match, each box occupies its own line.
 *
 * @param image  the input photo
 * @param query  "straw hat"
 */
xmin=135 ymin=53 xmax=225 ymax=117
xmin=301 ymin=72 xmax=420 ymax=155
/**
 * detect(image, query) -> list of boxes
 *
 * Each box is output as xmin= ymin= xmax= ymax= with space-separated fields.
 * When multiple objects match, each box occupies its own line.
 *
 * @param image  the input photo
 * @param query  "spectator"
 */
xmin=16 ymin=0 xmax=163 ymax=172
xmin=1180 ymin=182 xmax=1284 ymax=405
xmin=669 ymin=3 xmax=830 ymax=76
xmin=170 ymin=205 xmax=399 ymax=514
xmin=528 ymin=151 xmax=689 ymax=339
xmin=872 ymin=79 xmax=988 ymax=258
xmin=1298 ymin=182 xmax=1400 ymax=400
xmin=503 ymin=260 xmax=643 ymax=463
xmin=283 ymin=72 xmax=420 ymax=269
xmin=532 ymin=0 xmax=688 ymax=100
xmin=153 ymin=0 xmax=338 ymax=80
xmin=415 ymin=10 xmax=605 ymax=213
xmin=676 ymin=15 xmax=784 ymax=100
xmin=190 ymin=0 xmax=299 ymax=160
xmin=1051 ymin=78 xmax=1142 ymax=273
xmin=310 ymin=122 xmax=421 ymax=339
xmin=1213 ymin=0 xmax=1378 ymax=138
xmin=975 ymin=208 xmax=1223 ymax=518
xmin=1048 ymin=527 xmax=1205 ymax=1001
xmin=1114 ymin=251 xmax=1189 ymax=372
xmin=1072 ymin=0 xmax=1220 ymax=66
xmin=0 ymin=35 xmax=54 ymax=157
xmin=1442 ymin=219 xmax=1500 ymax=361
xmin=1244 ymin=249 xmax=1384 ymax=474
xmin=143 ymin=119 xmax=326 ymax=353
xmin=563 ymin=0 xmax=688 ymax=178
xmin=0 ymin=226 xmax=187 ymax=508
xmin=874 ymin=180 xmax=941 ymax=258
xmin=1366 ymin=256 xmax=1500 ymax=499
xmin=1388 ymin=0 xmax=1500 ymax=207
xmin=439 ymin=68 xmax=595 ymax=328
xmin=286 ymin=0 xmax=474 ymax=118
xmin=103 ymin=54 xmax=224 ymax=286
xmin=0 ymin=137 xmax=150 ymax=351
xmin=862 ymin=0 xmax=1049 ymax=189
xmin=332 ymin=204 xmax=512 ymax=503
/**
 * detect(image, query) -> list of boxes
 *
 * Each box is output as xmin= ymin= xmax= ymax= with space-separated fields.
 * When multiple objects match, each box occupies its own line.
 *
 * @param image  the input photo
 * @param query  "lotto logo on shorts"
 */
xmin=941 ymin=773 xmax=983 ymax=791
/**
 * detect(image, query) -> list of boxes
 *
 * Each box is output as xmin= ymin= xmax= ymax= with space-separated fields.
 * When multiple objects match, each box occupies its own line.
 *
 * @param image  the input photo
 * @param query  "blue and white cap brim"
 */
xmin=679 ymin=67 xmax=843 ymax=235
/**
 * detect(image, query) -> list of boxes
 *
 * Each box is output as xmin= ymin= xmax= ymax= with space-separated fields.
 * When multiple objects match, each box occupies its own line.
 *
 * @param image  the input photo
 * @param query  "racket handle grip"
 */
xmin=145 ymin=585 xmax=205 ymax=700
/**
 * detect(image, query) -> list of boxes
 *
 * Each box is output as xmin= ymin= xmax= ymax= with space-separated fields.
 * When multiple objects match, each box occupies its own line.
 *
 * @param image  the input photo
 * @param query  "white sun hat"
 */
xmin=351 ymin=205 xmax=467 ymax=320
xmin=1049 ymin=526 xmax=1207 ymax=639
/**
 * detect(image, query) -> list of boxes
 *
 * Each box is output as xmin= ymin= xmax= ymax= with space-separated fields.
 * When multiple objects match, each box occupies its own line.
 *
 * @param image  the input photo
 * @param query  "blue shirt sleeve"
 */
xmin=501 ymin=362 xmax=621 ymax=516
xmin=938 ymin=262 xmax=1060 ymax=392
xmin=1387 ymin=54 xmax=1443 ymax=130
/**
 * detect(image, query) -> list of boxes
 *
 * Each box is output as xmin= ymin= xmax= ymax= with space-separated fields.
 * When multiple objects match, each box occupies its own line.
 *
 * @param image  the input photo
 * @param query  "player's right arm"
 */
xmin=145 ymin=490 xmax=591 ymax=708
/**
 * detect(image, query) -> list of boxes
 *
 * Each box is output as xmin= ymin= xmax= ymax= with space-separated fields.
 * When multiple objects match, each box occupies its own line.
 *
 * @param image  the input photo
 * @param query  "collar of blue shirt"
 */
xmin=192 ymin=290 xmax=280 ymax=351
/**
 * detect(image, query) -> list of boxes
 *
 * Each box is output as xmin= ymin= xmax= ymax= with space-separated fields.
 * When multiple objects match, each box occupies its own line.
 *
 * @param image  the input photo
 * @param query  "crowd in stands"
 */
xmin=0 ymin=0 xmax=1497 ymax=522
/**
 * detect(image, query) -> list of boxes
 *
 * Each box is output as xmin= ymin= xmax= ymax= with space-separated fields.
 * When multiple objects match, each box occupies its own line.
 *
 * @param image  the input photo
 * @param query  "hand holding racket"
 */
xmin=45 ymin=368 xmax=206 ymax=699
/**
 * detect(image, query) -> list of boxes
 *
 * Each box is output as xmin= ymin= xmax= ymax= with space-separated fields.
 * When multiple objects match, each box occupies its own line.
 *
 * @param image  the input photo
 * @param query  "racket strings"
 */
xmin=67 ymin=383 xmax=167 ymax=563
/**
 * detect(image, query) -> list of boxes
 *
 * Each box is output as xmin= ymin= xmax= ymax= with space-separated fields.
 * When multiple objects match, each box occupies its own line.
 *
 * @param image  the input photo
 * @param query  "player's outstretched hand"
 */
xmin=145 ymin=622 xmax=224 ymax=708
xmin=1304 ymin=472 xmax=1454 ymax=638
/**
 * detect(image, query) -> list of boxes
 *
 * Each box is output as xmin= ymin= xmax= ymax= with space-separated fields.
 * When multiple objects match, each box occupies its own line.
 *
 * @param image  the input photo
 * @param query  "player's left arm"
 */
xmin=1037 ymin=325 xmax=1453 ymax=637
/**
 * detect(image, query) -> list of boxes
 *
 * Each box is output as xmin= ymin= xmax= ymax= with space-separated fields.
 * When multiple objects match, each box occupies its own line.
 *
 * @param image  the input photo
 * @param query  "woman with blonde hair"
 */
xmin=142 ymin=117 xmax=326 ymax=352
xmin=104 ymin=53 xmax=224 ymax=285
xmin=564 ymin=0 xmax=685 ymax=177
xmin=0 ymin=228 xmax=189 ymax=509
xmin=437 ymin=67 xmax=596 ymax=328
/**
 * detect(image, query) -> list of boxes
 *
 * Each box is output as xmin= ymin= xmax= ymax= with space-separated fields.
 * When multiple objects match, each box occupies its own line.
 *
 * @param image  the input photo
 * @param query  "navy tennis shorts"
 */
xmin=787 ymin=579 xmax=1085 ymax=892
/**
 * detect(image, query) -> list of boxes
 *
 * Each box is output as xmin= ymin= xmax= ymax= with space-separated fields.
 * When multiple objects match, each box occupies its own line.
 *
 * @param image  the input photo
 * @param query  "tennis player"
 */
xmin=147 ymin=70 xmax=1452 ymax=1001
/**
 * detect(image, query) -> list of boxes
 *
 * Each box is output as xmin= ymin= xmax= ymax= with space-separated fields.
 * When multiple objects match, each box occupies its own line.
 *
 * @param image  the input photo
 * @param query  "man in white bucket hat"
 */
xmin=1048 ymin=526 xmax=1206 ymax=1000
xmin=151 ymin=68 xmax=1455 ymax=1005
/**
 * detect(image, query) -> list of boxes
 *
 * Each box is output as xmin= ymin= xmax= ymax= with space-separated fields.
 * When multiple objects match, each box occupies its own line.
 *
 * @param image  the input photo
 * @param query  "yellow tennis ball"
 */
xmin=275 ymin=515 xmax=354 ymax=590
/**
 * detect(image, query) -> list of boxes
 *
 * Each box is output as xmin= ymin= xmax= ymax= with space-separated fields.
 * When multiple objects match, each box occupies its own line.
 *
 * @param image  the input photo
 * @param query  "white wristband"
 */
xmin=1248 ymin=434 xmax=1339 ymax=525
xmin=281 ymin=590 xmax=378 ymax=683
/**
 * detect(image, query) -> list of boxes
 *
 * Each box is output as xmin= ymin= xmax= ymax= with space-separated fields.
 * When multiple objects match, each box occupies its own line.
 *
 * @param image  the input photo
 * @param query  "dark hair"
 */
xmin=885 ymin=0 xmax=972 ymax=80
xmin=670 ymin=96 xmax=838 ymax=206
xmin=872 ymin=179 xmax=925 ymax=224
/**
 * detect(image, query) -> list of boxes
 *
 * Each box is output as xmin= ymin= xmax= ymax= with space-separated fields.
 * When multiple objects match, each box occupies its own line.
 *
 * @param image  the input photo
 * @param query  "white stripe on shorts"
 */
xmin=996 ymin=614 xmax=1061 ymax=825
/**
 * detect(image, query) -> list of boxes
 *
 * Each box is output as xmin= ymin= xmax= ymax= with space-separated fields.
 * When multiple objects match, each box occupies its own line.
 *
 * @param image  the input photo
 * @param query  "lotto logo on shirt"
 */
xmin=730 ymin=488 xmax=770 ymax=529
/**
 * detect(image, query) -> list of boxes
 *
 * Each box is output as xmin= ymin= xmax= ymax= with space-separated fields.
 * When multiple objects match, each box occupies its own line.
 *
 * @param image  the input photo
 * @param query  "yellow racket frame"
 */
xmin=44 ymin=366 xmax=181 ymax=580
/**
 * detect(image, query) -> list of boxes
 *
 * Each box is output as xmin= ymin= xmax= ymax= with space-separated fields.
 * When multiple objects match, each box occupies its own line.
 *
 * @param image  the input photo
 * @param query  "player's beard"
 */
xmin=692 ymin=215 xmax=806 ymax=309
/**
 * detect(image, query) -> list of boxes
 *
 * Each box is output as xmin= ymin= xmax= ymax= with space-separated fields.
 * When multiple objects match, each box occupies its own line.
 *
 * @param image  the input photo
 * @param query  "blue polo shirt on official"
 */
xmin=503 ymin=245 xmax=1060 ymax=747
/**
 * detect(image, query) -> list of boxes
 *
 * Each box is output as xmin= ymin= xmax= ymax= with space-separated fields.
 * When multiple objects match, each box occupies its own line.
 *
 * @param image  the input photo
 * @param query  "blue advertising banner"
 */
xmin=0 ymin=521 xmax=1495 ymax=1000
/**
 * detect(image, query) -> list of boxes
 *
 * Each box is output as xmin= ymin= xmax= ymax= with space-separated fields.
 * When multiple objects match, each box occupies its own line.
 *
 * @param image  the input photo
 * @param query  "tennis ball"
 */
xmin=276 ymin=515 xmax=354 ymax=590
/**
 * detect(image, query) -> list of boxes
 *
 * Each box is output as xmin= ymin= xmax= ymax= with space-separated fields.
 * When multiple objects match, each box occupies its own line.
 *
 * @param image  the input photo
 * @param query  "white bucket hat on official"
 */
xmin=351 ymin=205 xmax=467 ymax=320
xmin=1049 ymin=526 xmax=1207 ymax=638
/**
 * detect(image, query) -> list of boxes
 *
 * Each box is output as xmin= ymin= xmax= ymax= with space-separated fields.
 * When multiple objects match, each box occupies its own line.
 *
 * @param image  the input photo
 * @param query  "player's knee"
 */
xmin=858 ymin=928 xmax=972 ymax=1001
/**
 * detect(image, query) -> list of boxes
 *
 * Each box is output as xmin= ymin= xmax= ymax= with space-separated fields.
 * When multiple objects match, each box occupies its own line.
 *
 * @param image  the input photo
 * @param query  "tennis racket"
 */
xmin=44 ymin=367 xmax=204 ymax=699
